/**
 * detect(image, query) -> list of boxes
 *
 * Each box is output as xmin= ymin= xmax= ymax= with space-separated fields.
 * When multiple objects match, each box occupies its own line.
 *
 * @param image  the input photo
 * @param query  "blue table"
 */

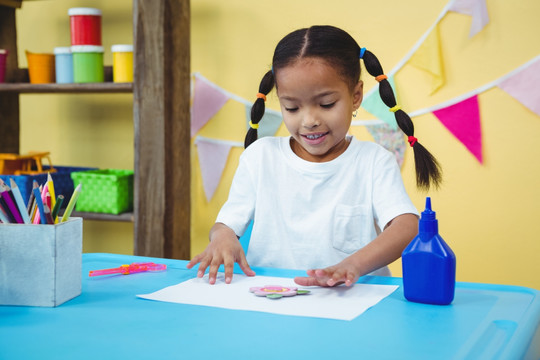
xmin=1 ymin=253 xmax=539 ymax=359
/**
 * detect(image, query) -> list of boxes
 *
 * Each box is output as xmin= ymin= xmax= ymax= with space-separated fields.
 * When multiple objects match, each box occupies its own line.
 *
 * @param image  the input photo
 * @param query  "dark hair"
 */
xmin=245 ymin=25 xmax=442 ymax=190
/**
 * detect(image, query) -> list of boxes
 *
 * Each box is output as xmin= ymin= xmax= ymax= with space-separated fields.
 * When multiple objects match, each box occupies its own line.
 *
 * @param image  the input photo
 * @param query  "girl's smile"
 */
xmin=275 ymin=58 xmax=363 ymax=162
xmin=302 ymin=131 xmax=329 ymax=144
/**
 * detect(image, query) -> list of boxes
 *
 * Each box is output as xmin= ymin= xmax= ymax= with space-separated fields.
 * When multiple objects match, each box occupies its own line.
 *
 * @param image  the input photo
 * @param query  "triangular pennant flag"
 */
xmin=244 ymin=105 xmax=283 ymax=138
xmin=449 ymin=0 xmax=489 ymax=38
xmin=497 ymin=58 xmax=540 ymax=117
xmin=195 ymin=138 xmax=233 ymax=201
xmin=361 ymin=75 xmax=399 ymax=129
xmin=366 ymin=123 xmax=406 ymax=167
xmin=408 ymin=24 xmax=445 ymax=94
xmin=191 ymin=76 xmax=230 ymax=137
xmin=433 ymin=95 xmax=483 ymax=163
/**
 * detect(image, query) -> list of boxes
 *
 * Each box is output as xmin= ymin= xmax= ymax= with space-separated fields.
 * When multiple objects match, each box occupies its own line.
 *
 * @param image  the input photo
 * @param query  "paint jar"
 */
xmin=68 ymin=8 xmax=102 ymax=45
xmin=54 ymin=47 xmax=73 ymax=84
xmin=71 ymin=45 xmax=104 ymax=83
xmin=111 ymin=45 xmax=133 ymax=83
xmin=26 ymin=51 xmax=55 ymax=84
xmin=0 ymin=49 xmax=7 ymax=83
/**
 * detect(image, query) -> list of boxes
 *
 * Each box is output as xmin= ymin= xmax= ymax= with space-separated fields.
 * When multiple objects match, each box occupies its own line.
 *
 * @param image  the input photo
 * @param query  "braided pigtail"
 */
xmin=362 ymin=49 xmax=442 ymax=190
xmin=244 ymin=70 xmax=275 ymax=148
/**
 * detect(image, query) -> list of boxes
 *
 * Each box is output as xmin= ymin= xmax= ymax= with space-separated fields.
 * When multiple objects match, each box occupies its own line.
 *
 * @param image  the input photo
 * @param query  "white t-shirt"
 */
xmin=216 ymin=136 xmax=418 ymax=275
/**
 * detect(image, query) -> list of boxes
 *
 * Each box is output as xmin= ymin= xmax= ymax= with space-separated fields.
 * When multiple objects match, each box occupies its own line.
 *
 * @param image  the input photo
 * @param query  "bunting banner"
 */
xmin=449 ymin=0 xmax=490 ymax=38
xmin=433 ymin=95 xmax=483 ymax=163
xmin=365 ymin=123 xmax=407 ymax=166
xmin=191 ymin=55 xmax=540 ymax=196
xmin=244 ymin=105 xmax=283 ymax=138
xmin=408 ymin=25 xmax=445 ymax=94
xmin=195 ymin=137 xmax=235 ymax=201
xmin=497 ymin=57 xmax=540 ymax=117
xmin=191 ymin=74 xmax=231 ymax=137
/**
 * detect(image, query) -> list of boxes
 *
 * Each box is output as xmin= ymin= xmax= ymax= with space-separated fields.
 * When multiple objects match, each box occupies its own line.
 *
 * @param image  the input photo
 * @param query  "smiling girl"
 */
xmin=187 ymin=25 xmax=442 ymax=287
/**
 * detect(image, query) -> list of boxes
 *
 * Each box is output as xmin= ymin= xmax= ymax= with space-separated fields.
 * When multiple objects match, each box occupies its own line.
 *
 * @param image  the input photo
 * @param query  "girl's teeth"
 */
xmin=307 ymin=134 xmax=323 ymax=140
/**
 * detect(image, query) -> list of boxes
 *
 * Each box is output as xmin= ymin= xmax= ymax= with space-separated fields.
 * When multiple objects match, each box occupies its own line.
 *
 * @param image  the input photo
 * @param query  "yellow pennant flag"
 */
xmin=408 ymin=24 xmax=445 ymax=94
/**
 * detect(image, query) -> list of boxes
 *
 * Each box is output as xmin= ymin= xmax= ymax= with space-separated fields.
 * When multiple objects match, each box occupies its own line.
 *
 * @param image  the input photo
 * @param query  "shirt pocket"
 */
xmin=333 ymin=204 xmax=371 ymax=254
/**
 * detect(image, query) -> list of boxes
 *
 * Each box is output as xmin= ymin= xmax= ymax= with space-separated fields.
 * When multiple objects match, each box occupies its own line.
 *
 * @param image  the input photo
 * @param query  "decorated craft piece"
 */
xmin=249 ymin=285 xmax=310 ymax=299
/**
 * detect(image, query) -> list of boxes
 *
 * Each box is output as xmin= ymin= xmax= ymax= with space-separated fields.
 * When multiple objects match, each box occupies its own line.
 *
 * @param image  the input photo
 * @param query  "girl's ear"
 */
xmin=352 ymin=80 xmax=364 ymax=109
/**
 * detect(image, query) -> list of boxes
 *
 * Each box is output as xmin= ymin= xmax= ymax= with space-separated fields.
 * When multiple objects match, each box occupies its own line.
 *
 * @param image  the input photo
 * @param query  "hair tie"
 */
xmin=375 ymin=74 xmax=388 ymax=82
xmin=249 ymin=121 xmax=259 ymax=130
xmin=407 ymin=136 xmax=418 ymax=147
xmin=256 ymin=93 xmax=267 ymax=101
xmin=389 ymin=105 xmax=401 ymax=113
xmin=359 ymin=47 xmax=366 ymax=59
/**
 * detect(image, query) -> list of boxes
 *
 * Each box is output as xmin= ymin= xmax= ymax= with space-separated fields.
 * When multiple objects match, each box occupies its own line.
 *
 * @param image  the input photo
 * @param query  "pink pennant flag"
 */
xmin=195 ymin=138 xmax=233 ymax=201
xmin=433 ymin=95 xmax=483 ymax=163
xmin=449 ymin=0 xmax=489 ymax=37
xmin=497 ymin=58 xmax=540 ymax=117
xmin=191 ymin=76 xmax=230 ymax=137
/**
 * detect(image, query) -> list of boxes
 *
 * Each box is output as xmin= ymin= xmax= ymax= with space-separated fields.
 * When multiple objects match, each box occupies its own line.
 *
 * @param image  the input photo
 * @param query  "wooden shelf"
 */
xmin=0 ymin=67 xmax=132 ymax=93
xmin=0 ymin=82 xmax=133 ymax=93
xmin=1 ymin=0 xmax=191 ymax=259
xmin=70 ymin=211 xmax=134 ymax=222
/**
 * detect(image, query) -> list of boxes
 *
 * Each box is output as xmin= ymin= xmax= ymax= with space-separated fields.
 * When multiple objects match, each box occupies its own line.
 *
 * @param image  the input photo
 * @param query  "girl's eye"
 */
xmin=285 ymin=107 xmax=299 ymax=112
xmin=321 ymin=102 xmax=336 ymax=109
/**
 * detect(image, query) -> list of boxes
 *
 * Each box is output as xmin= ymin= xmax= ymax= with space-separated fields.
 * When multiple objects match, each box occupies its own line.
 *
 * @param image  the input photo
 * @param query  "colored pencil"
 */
xmin=51 ymin=194 xmax=64 ymax=223
xmin=33 ymin=183 xmax=50 ymax=225
xmin=9 ymin=178 xmax=31 ymax=224
xmin=26 ymin=181 xmax=37 ymax=213
xmin=61 ymin=184 xmax=82 ymax=222
xmin=0 ymin=195 xmax=15 ymax=223
xmin=32 ymin=186 xmax=47 ymax=225
xmin=0 ymin=201 xmax=11 ymax=223
xmin=0 ymin=184 xmax=23 ymax=224
xmin=47 ymin=173 xmax=56 ymax=209
xmin=43 ymin=204 xmax=54 ymax=225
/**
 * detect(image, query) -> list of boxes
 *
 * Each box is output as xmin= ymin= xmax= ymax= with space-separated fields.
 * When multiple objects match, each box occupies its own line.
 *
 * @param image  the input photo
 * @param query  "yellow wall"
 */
xmin=16 ymin=0 xmax=540 ymax=289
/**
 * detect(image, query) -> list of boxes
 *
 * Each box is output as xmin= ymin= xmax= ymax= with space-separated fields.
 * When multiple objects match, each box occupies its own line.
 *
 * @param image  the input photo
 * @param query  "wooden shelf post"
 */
xmin=0 ymin=5 xmax=20 ymax=153
xmin=133 ymin=0 xmax=191 ymax=259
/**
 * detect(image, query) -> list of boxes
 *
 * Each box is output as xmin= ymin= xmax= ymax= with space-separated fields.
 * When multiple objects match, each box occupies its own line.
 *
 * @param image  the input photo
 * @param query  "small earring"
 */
xmin=352 ymin=109 xmax=358 ymax=118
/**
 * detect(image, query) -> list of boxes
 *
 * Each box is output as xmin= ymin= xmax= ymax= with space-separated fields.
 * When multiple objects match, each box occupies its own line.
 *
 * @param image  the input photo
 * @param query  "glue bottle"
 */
xmin=402 ymin=197 xmax=456 ymax=305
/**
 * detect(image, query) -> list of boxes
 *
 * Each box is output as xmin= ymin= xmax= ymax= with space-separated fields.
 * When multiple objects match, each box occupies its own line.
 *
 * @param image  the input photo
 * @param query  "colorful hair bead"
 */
xmin=359 ymin=47 xmax=366 ymax=59
xmin=389 ymin=105 xmax=402 ymax=113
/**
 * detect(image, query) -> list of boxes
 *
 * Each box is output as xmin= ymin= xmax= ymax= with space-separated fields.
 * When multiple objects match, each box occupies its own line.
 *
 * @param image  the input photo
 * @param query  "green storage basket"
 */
xmin=70 ymin=169 xmax=133 ymax=214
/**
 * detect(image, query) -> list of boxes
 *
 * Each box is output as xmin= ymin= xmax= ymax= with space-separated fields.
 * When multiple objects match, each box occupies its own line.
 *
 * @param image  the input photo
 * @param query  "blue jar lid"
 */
xmin=54 ymin=47 xmax=72 ymax=55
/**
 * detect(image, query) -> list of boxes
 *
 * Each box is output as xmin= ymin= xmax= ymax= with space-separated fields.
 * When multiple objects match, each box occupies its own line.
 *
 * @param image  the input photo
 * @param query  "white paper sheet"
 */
xmin=137 ymin=274 xmax=398 ymax=321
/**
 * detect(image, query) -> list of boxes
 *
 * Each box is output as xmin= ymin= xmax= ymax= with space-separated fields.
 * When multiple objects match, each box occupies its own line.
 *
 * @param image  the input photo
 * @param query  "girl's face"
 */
xmin=276 ymin=57 xmax=363 ymax=162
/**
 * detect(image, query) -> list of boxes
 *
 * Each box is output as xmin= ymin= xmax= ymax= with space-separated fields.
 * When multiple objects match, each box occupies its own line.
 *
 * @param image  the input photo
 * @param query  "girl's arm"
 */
xmin=186 ymin=222 xmax=255 ymax=284
xmin=294 ymin=213 xmax=418 ymax=287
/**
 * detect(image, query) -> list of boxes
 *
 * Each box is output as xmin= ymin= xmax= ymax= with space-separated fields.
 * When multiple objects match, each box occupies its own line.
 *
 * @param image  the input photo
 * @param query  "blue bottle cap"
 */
xmin=419 ymin=197 xmax=438 ymax=234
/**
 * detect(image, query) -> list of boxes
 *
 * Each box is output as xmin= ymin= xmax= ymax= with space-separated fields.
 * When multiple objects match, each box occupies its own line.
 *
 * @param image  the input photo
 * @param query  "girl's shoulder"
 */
xmin=242 ymin=136 xmax=287 ymax=158
xmin=348 ymin=136 xmax=393 ymax=159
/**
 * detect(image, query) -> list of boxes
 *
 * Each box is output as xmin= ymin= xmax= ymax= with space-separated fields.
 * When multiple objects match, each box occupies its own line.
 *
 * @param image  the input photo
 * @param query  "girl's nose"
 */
xmin=302 ymin=111 xmax=320 ymax=129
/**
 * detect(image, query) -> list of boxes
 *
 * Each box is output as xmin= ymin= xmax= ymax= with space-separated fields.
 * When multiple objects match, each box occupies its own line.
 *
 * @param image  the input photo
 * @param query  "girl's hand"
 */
xmin=186 ymin=223 xmax=255 ymax=284
xmin=293 ymin=256 xmax=361 ymax=287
